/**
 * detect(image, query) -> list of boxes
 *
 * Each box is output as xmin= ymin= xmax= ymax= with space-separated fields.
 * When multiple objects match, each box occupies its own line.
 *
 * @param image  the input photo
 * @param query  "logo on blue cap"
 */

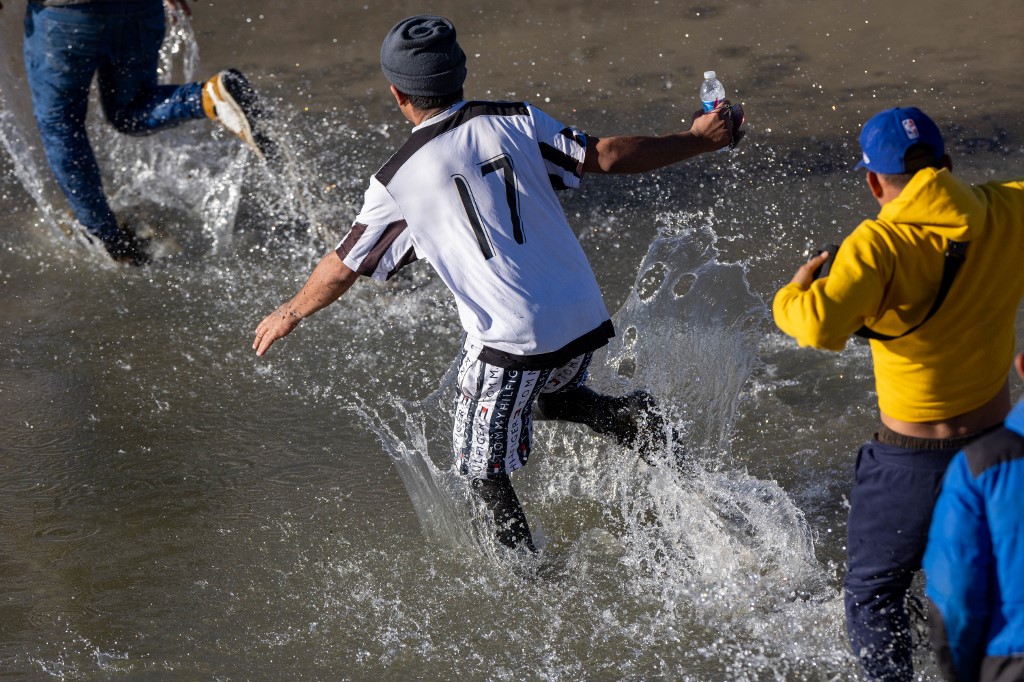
xmin=854 ymin=107 xmax=944 ymax=174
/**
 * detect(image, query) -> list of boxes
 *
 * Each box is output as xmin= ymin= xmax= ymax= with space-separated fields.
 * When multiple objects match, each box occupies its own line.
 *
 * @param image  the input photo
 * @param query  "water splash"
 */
xmin=158 ymin=7 xmax=199 ymax=83
xmin=351 ymin=391 xmax=479 ymax=553
xmin=339 ymin=210 xmax=845 ymax=667
xmin=602 ymin=213 xmax=766 ymax=460
xmin=584 ymin=217 xmax=842 ymax=675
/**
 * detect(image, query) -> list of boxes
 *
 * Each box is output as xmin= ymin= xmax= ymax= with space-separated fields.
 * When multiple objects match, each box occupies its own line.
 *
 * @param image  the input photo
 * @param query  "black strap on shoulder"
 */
xmin=855 ymin=241 xmax=968 ymax=341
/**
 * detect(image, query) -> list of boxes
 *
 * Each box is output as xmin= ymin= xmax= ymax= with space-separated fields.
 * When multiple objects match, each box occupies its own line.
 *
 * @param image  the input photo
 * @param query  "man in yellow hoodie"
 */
xmin=773 ymin=107 xmax=1024 ymax=681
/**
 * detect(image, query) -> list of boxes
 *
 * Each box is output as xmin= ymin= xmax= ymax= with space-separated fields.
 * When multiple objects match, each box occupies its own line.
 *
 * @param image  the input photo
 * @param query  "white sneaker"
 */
xmin=203 ymin=69 xmax=275 ymax=160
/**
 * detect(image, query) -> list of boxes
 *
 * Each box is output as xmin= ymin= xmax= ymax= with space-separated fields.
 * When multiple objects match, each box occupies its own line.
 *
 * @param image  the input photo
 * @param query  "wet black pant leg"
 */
xmin=537 ymin=386 xmax=683 ymax=467
xmin=472 ymin=475 xmax=536 ymax=552
xmin=538 ymin=386 xmax=627 ymax=442
xmin=537 ymin=386 xmax=659 ymax=447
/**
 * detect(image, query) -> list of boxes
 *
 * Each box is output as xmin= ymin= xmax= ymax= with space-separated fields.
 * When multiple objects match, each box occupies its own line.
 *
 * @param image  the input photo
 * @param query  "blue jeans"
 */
xmin=23 ymin=0 xmax=205 ymax=241
xmin=844 ymin=431 xmax=971 ymax=681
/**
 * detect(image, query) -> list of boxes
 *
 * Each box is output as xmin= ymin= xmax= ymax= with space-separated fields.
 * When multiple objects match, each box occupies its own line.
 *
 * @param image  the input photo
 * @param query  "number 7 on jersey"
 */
xmin=453 ymin=153 xmax=524 ymax=260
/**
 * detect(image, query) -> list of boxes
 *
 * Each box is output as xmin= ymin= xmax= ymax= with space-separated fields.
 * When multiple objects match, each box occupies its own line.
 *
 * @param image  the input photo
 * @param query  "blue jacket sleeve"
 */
xmin=923 ymin=453 xmax=993 ymax=682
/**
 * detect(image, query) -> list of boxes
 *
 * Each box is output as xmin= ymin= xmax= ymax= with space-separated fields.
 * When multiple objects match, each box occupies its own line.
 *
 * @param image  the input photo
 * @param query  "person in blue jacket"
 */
xmin=923 ymin=352 xmax=1024 ymax=682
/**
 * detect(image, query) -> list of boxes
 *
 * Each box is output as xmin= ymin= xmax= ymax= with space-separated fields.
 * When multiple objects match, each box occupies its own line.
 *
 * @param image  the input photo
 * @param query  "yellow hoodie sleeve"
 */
xmin=772 ymin=223 xmax=895 ymax=350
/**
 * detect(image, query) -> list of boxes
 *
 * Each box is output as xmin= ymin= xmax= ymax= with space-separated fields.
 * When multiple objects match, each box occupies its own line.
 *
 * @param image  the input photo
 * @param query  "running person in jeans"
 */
xmin=253 ymin=15 xmax=742 ymax=551
xmin=15 ymin=0 xmax=272 ymax=265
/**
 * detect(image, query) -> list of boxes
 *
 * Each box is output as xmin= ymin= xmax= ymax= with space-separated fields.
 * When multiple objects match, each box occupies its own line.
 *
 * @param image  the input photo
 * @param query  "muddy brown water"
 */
xmin=1 ymin=1 xmax=1022 ymax=679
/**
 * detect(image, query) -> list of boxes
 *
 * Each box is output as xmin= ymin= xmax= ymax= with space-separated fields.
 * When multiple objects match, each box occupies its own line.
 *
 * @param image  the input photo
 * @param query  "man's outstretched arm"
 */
xmin=253 ymin=252 xmax=359 ymax=356
xmin=583 ymin=105 xmax=737 ymax=174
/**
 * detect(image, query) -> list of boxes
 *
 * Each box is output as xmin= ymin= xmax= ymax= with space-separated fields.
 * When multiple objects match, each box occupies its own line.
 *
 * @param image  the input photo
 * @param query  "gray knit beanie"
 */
xmin=380 ymin=15 xmax=467 ymax=97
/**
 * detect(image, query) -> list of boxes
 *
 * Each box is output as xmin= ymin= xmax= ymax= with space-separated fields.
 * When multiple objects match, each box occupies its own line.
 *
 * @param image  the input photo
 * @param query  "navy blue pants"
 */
xmin=844 ymin=431 xmax=968 ymax=681
xmin=23 ymin=0 xmax=204 ymax=241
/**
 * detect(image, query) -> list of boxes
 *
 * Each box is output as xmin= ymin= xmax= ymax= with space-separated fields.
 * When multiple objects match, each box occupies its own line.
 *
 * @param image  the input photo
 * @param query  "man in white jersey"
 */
xmin=253 ymin=15 xmax=741 ymax=550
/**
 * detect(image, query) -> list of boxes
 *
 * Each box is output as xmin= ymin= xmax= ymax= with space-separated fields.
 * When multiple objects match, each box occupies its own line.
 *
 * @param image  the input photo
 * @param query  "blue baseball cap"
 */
xmin=854 ymin=107 xmax=945 ymax=173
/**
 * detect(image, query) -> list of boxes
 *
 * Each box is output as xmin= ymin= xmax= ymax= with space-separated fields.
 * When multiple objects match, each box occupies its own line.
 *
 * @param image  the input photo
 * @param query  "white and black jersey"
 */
xmin=337 ymin=100 xmax=613 ymax=369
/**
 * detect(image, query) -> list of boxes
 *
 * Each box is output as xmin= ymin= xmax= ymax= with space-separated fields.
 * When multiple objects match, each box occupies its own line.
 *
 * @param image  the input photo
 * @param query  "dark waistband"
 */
xmin=874 ymin=423 xmax=1002 ymax=451
xmin=477 ymin=319 xmax=614 ymax=370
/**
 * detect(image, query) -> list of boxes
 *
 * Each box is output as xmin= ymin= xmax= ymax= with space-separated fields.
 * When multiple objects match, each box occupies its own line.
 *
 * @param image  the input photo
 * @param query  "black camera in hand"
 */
xmin=721 ymin=102 xmax=746 ymax=148
xmin=812 ymin=243 xmax=840 ymax=280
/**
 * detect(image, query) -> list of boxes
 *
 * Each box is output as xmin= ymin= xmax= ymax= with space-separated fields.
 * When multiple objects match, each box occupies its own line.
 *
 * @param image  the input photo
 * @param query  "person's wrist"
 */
xmin=684 ymin=129 xmax=716 ymax=155
xmin=789 ymin=270 xmax=814 ymax=289
xmin=701 ymin=132 xmax=721 ymax=154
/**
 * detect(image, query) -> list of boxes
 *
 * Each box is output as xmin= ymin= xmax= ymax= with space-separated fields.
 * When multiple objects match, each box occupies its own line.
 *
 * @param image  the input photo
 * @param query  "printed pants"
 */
xmin=453 ymin=343 xmax=591 ymax=480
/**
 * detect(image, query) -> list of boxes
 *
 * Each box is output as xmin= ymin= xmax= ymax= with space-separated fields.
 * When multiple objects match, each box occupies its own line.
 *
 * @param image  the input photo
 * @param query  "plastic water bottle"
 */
xmin=700 ymin=71 xmax=726 ymax=113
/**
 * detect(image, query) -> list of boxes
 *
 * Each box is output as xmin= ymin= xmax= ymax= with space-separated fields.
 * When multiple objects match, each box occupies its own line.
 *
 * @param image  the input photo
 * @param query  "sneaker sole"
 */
xmin=205 ymin=71 xmax=265 ymax=160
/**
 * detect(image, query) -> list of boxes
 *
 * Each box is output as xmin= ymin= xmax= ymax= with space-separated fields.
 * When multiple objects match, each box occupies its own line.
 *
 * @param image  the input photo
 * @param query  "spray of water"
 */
xmin=351 ymin=392 xmax=479 ymax=554
xmin=334 ymin=206 xmax=854 ymax=676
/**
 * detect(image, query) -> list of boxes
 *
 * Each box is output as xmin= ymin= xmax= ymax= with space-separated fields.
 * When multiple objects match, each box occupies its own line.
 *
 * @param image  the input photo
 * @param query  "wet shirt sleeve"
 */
xmin=772 ymin=223 xmax=892 ymax=350
xmin=528 ymin=104 xmax=587 ymax=191
xmin=335 ymin=177 xmax=419 ymax=281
